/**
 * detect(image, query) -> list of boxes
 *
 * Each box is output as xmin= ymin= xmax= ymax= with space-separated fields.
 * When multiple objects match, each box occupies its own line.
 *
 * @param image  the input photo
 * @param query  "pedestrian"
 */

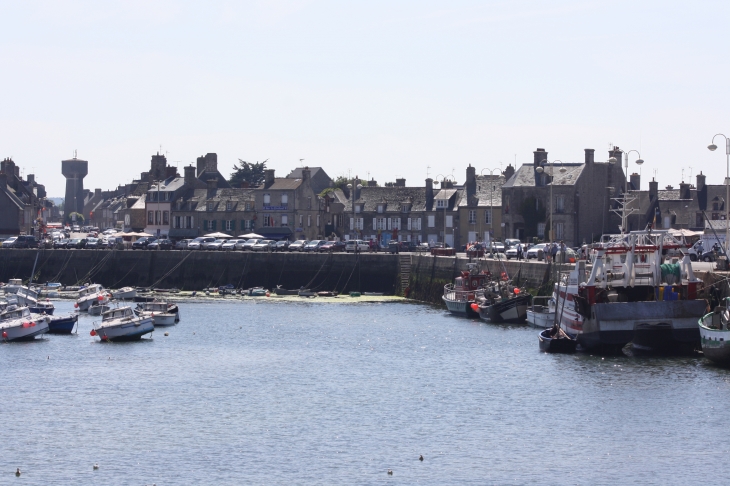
xmin=559 ymin=240 xmax=566 ymax=263
xmin=550 ymin=242 xmax=558 ymax=262
xmin=516 ymin=243 xmax=523 ymax=260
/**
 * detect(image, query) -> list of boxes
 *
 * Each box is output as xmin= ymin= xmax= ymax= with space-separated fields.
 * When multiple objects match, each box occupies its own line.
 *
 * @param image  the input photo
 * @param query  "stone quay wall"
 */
xmin=0 ymin=249 xmax=400 ymax=294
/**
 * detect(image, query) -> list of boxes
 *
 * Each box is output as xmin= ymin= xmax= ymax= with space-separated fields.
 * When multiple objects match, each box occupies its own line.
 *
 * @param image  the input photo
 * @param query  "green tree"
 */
xmin=229 ymin=159 xmax=268 ymax=187
xmin=66 ymin=212 xmax=85 ymax=224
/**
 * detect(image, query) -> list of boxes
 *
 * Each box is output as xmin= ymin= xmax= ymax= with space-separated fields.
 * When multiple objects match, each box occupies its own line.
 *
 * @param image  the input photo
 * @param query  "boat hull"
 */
xmin=113 ymin=288 xmax=137 ymax=300
xmin=699 ymin=313 xmax=730 ymax=365
xmin=526 ymin=309 xmax=555 ymax=328
xmin=538 ymin=329 xmax=577 ymax=353
xmin=1 ymin=319 xmax=49 ymax=342
xmin=442 ymin=295 xmax=478 ymax=318
xmin=95 ymin=318 xmax=154 ymax=341
xmin=47 ymin=314 xmax=78 ymax=334
xmin=29 ymin=305 xmax=55 ymax=316
xmin=275 ymin=288 xmax=300 ymax=296
xmin=478 ymin=295 xmax=531 ymax=323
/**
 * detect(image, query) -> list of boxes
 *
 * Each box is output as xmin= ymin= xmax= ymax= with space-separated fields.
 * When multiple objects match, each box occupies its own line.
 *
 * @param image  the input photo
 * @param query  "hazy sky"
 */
xmin=2 ymin=0 xmax=729 ymax=197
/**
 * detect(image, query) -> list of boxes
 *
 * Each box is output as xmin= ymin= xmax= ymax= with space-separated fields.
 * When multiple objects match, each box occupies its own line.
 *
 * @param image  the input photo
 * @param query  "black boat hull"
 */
xmin=538 ymin=329 xmax=578 ymax=353
xmin=478 ymin=295 xmax=532 ymax=323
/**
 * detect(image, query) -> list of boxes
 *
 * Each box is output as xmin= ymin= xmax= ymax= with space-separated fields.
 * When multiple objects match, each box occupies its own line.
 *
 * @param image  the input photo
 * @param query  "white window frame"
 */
xmin=485 ymin=209 xmax=492 ymax=225
xmin=264 ymin=193 xmax=271 ymax=205
xmin=468 ymin=210 xmax=476 ymax=224
xmin=446 ymin=215 xmax=453 ymax=228
xmin=282 ymin=215 xmax=288 ymax=226
xmin=427 ymin=215 xmax=435 ymax=228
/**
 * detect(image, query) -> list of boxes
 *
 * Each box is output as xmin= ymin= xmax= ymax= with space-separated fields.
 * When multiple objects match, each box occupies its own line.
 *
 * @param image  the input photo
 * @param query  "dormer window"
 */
xmin=377 ymin=204 xmax=384 ymax=213
xmin=355 ymin=205 xmax=361 ymax=214
xmin=207 ymin=202 xmax=214 ymax=212
xmin=402 ymin=205 xmax=409 ymax=213
xmin=226 ymin=201 xmax=232 ymax=211
xmin=436 ymin=200 xmax=446 ymax=208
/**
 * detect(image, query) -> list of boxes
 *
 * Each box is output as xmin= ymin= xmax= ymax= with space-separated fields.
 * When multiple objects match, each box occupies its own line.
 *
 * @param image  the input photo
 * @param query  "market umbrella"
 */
xmin=204 ymin=232 xmax=232 ymax=238
xmin=238 ymin=232 xmax=264 ymax=239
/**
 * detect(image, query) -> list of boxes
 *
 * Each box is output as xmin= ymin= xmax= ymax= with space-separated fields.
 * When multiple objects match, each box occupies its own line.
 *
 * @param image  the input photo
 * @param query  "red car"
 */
xmin=318 ymin=241 xmax=346 ymax=252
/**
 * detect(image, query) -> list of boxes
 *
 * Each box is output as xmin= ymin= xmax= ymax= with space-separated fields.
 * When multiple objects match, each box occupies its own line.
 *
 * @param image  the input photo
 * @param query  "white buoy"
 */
xmin=164 ymin=332 xmax=169 ymax=336
xmin=93 ymin=463 xmax=99 ymax=470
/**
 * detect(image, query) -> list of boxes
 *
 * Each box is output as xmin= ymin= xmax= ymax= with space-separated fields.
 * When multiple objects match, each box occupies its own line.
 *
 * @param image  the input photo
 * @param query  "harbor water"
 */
xmin=1 ymin=299 xmax=728 ymax=484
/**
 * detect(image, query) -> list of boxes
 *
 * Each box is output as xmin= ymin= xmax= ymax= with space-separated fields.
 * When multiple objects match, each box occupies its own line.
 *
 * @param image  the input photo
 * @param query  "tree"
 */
xmin=229 ymin=159 xmax=268 ymax=187
xmin=66 ymin=212 xmax=85 ymax=224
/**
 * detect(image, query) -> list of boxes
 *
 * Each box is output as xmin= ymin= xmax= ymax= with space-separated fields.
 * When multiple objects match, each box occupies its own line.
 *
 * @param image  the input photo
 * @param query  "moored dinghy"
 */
xmin=91 ymin=306 xmax=154 ymax=342
xmin=699 ymin=298 xmax=730 ymax=365
xmin=135 ymin=301 xmax=180 ymax=326
xmin=76 ymin=284 xmax=110 ymax=311
xmin=112 ymin=287 xmax=137 ymax=300
xmin=538 ymin=325 xmax=578 ymax=353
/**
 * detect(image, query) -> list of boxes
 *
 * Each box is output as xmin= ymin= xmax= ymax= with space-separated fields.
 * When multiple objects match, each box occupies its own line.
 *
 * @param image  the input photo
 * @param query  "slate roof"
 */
xmin=503 ymin=163 xmax=585 ymax=188
xmin=262 ymin=178 xmax=303 ymax=191
xmin=149 ymin=176 xmax=187 ymax=192
xmin=458 ymin=175 xmax=505 ymax=208
xmin=286 ymin=167 xmax=332 ymax=194
xmin=351 ymin=186 xmax=429 ymax=212
xmin=198 ymin=169 xmax=232 ymax=189
xmin=1 ymin=184 xmax=26 ymax=210
xmin=179 ymin=188 xmax=256 ymax=213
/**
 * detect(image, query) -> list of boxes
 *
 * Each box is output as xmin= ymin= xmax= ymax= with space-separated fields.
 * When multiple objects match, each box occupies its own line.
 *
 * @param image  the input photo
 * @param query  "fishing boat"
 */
xmin=47 ymin=313 xmax=78 ymax=334
xmin=3 ymin=278 xmax=23 ymax=295
xmin=526 ymin=294 xmax=556 ymax=329
xmin=0 ymin=305 xmax=50 ymax=342
xmin=15 ymin=286 xmax=55 ymax=315
xmin=298 ymin=289 xmax=317 ymax=297
xmin=699 ymin=300 xmax=730 ymax=365
xmin=76 ymin=284 xmax=110 ymax=312
xmin=538 ymin=325 xmax=578 ymax=353
xmin=88 ymin=302 xmax=111 ymax=316
xmin=135 ymin=301 xmax=180 ymax=326
xmin=556 ymin=230 xmax=705 ymax=353
xmin=473 ymin=280 xmax=532 ymax=324
xmin=274 ymin=285 xmax=300 ymax=296
xmin=112 ymin=287 xmax=137 ymax=300
xmin=442 ymin=263 xmax=489 ymax=317
xmin=91 ymin=306 xmax=154 ymax=342
xmin=248 ymin=287 xmax=268 ymax=297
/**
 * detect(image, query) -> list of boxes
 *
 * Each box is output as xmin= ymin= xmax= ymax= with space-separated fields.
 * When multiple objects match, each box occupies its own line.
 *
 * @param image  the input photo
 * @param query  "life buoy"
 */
xmin=501 ymin=272 xmax=508 ymax=281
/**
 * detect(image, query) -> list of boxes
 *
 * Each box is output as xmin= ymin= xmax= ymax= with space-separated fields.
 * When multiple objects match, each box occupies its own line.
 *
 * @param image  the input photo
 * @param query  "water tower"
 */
xmin=62 ymin=156 xmax=88 ymax=220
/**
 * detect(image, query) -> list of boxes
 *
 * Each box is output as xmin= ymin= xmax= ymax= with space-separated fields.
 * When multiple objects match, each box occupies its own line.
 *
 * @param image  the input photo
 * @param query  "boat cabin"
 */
xmin=454 ymin=270 xmax=489 ymax=292
xmin=102 ymin=307 xmax=134 ymax=321
xmin=138 ymin=302 xmax=169 ymax=313
xmin=0 ymin=306 xmax=31 ymax=321
xmin=78 ymin=284 xmax=104 ymax=297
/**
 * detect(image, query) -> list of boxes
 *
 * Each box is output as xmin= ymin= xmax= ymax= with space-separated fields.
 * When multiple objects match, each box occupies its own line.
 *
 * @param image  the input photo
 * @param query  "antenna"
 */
xmin=681 ymin=168 xmax=684 ymax=183
xmin=689 ymin=166 xmax=693 ymax=181
xmin=426 ymin=165 xmax=431 ymax=178
xmin=74 ymin=149 xmax=77 ymax=159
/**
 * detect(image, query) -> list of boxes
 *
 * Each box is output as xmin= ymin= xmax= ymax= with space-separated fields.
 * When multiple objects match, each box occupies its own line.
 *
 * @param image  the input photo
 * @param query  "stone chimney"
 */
xmin=466 ymin=165 xmax=476 ymax=203
xmin=301 ymin=167 xmax=311 ymax=181
xmin=150 ymin=152 xmax=167 ymax=180
xmin=27 ymin=174 xmax=35 ymax=185
xmin=584 ymin=148 xmax=595 ymax=165
xmin=14 ymin=165 xmax=19 ymax=178
xmin=609 ymin=146 xmax=623 ymax=166
xmin=679 ymin=182 xmax=691 ymax=200
xmin=665 ymin=185 xmax=674 ymax=191
xmin=697 ymin=172 xmax=708 ymax=211
xmin=534 ymin=148 xmax=547 ymax=186
xmin=264 ymin=169 xmax=275 ymax=188
xmin=697 ymin=172 xmax=706 ymax=192
xmin=95 ymin=188 xmax=102 ymax=197
xmin=207 ymin=178 xmax=218 ymax=192
xmin=630 ymin=173 xmax=640 ymax=191
xmin=196 ymin=156 xmax=206 ymax=176
xmin=395 ymin=178 xmax=406 ymax=187
xmin=368 ymin=178 xmax=377 ymax=187
xmin=184 ymin=165 xmax=196 ymax=187
xmin=649 ymin=178 xmax=658 ymax=201
xmin=426 ymin=178 xmax=434 ymax=209
xmin=204 ymin=153 xmax=217 ymax=173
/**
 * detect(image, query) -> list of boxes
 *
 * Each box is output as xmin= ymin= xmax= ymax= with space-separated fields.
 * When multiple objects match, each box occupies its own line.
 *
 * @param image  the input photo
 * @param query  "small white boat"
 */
xmin=3 ymin=279 xmax=23 ymax=295
xmin=76 ymin=284 xmax=110 ymax=311
xmin=0 ymin=305 xmax=50 ymax=342
xmin=88 ymin=302 xmax=111 ymax=316
xmin=526 ymin=294 xmax=556 ymax=329
xmin=91 ymin=306 xmax=154 ymax=341
xmin=699 ymin=299 xmax=730 ymax=365
xmin=15 ymin=286 xmax=55 ymax=315
xmin=112 ymin=287 xmax=137 ymax=300
xmin=135 ymin=301 xmax=179 ymax=326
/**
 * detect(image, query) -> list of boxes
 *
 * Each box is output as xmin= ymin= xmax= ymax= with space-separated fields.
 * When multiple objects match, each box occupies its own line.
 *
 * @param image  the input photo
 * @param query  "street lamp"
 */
xmin=434 ymin=174 xmax=453 ymax=248
xmin=535 ymin=160 xmax=565 ymax=241
xmin=480 ymin=168 xmax=500 ymax=244
xmin=347 ymin=177 xmax=363 ymax=240
xmin=708 ymin=134 xmax=730 ymax=256
xmin=608 ymin=150 xmax=644 ymax=233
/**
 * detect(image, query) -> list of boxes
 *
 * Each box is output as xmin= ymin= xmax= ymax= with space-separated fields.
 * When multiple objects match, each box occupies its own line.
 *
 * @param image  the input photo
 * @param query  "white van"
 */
xmin=345 ymin=239 xmax=368 ymax=252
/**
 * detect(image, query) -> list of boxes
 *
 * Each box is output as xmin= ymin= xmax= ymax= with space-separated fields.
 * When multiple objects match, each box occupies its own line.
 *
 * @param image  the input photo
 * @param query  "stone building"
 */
xmin=458 ymin=165 xmax=505 ymax=245
xmin=0 ymin=158 xmax=44 ymax=236
xmin=501 ymin=147 xmax=626 ymax=246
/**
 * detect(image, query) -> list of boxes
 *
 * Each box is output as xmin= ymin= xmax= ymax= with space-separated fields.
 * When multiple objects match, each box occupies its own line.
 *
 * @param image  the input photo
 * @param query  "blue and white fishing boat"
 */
xmin=15 ymin=286 xmax=55 ymax=315
xmin=91 ymin=306 xmax=154 ymax=342
xmin=0 ymin=305 xmax=50 ymax=342
xmin=47 ymin=313 xmax=78 ymax=334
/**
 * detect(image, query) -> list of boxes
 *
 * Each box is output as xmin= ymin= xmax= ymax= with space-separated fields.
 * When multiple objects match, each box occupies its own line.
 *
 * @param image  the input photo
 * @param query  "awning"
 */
xmin=169 ymin=228 xmax=200 ymax=238
xmin=257 ymin=227 xmax=293 ymax=238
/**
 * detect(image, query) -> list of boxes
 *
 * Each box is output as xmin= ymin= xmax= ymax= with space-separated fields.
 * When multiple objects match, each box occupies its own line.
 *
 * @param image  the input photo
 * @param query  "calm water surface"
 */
xmin=1 ymin=299 xmax=729 ymax=485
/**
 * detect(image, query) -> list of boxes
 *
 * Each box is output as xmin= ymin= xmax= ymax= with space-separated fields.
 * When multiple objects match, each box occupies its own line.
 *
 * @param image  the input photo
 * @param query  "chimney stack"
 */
xmin=426 ymin=178 xmax=434 ymax=209
xmin=697 ymin=172 xmax=708 ymax=211
xmin=301 ymin=167 xmax=311 ymax=180
xmin=184 ymin=165 xmax=196 ymax=187
xmin=264 ymin=169 xmax=275 ymax=188
xmin=608 ymin=146 xmax=623 ymax=166
xmin=27 ymin=174 xmax=35 ymax=185
xmin=630 ymin=173 xmax=640 ymax=191
xmin=679 ymin=182 xmax=691 ymax=200
xmin=466 ymin=165 xmax=476 ymax=202
xmin=649 ymin=178 xmax=658 ymax=201
xmin=534 ymin=148 xmax=547 ymax=186
xmin=584 ymin=148 xmax=595 ymax=165
xmin=95 ymin=188 xmax=102 ymax=197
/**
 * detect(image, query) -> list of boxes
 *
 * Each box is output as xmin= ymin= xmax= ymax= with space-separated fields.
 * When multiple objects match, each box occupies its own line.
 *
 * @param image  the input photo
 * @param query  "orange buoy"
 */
xmin=90 ymin=329 xmax=97 ymax=336
xmin=513 ymin=288 xmax=520 ymax=294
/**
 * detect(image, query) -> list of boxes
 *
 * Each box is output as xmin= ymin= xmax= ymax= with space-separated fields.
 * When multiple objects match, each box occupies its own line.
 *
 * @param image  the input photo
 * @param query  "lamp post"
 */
xmin=535 ymin=160 xmax=565 ymax=242
xmin=708 ymin=134 xmax=730 ymax=256
xmin=347 ymin=176 xmax=363 ymax=241
xmin=608 ymin=150 xmax=644 ymax=233
xmin=480 ymin=168 xmax=500 ymax=244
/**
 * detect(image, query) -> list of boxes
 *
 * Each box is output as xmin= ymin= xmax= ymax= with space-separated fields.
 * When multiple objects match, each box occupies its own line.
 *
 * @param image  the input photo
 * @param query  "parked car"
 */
xmin=7 ymin=235 xmax=39 ymax=248
xmin=175 ymin=239 xmax=193 ymax=250
xmin=132 ymin=237 xmax=156 ymax=250
xmin=148 ymin=238 xmax=173 ymax=250
xmin=239 ymin=238 xmax=261 ymax=251
xmin=67 ymin=238 xmax=87 ymax=249
xmin=72 ymin=225 xmax=80 ymax=232
xmin=387 ymin=240 xmax=417 ymax=253
xmin=288 ymin=240 xmax=308 ymax=251
xmin=274 ymin=240 xmax=290 ymax=252
xmin=303 ymin=240 xmax=326 ymax=252
xmin=504 ymin=238 xmax=521 ymax=248
xmin=85 ymin=237 xmax=101 ymax=249
xmin=53 ymin=238 xmax=70 ymax=249
xmin=2 ymin=237 xmax=18 ymax=248
xmin=252 ymin=240 xmax=276 ymax=251
xmin=319 ymin=240 xmax=345 ymax=252
xmin=526 ymin=243 xmax=548 ymax=259
xmin=188 ymin=237 xmax=215 ymax=250
xmin=205 ymin=239 xmax=228 ymax=250
xmin=345 ymin=239 xmax=368 ymax=253
xmin=221 ymin=239 xmax=243 ymax=250
xmin=489 ymin=242 xmax=506 ymax=255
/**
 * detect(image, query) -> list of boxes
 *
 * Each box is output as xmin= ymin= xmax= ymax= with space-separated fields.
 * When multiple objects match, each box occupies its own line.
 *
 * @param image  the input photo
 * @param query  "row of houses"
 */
xmin=2 ymin=145 xmax=727 ymax=248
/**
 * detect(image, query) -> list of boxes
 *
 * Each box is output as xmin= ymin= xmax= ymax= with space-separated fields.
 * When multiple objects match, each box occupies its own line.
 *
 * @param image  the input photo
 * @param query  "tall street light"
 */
xmin=480 ymin=168 xmax=500 ymax=244
xmin=535 ymin=160 xmax=565 ymax=242
xmin=608 ymin=149 xmax=644 ymax=233
xmin=708 ymin=134 xmax=730 ymax=256
xmin=347 ymin=176 xmax=363 ymax=240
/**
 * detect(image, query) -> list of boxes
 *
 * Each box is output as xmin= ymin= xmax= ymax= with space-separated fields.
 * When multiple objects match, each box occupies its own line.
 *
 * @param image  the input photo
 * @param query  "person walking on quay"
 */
xmin=559 ymin=240 xmax=566 ymax=263
xmin=550 ymin=242 xmax=558 ymax=263
xmin=516 ymin=242 xmax=523 ymax=260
